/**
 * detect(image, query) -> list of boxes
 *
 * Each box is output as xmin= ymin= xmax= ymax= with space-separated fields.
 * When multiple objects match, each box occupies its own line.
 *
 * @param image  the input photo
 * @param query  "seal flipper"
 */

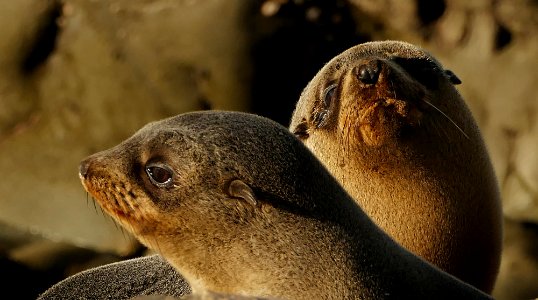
xmin=37 ymin=255 xmax=190 ymax=300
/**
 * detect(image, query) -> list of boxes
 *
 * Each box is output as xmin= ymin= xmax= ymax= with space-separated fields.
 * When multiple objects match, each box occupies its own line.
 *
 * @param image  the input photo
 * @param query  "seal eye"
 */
xmin=312 ymin=83 xmax=337 ymax=129
xmin=323 ymin=83 xmax=337 ymax=107
xmin=145 ymin=163 xmax=174 ymax=187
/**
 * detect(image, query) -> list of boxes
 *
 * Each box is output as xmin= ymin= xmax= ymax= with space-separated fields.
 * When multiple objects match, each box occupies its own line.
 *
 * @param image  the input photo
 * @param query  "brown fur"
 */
xmin=180 ymin=290 xmax=277 ymax=299
xmin=289 ymin=40 xmax=503 ymax=293
xmin=132 ymin=291 xmax=271 ymax=300
xmin=80 ymin=111 xmax=491 ymax=299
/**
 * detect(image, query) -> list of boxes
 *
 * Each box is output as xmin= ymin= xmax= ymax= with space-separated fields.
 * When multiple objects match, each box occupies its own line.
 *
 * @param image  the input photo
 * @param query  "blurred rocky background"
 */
xmin=0 ymin=0 xmax=536 ymax=299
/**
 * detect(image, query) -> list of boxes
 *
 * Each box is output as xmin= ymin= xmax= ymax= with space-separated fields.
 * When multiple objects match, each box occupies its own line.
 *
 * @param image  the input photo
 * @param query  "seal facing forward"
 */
xmin=79 ymin=111 xmax=491 ymax=299
xmin=289 ymin=40 xmax=503 ymax=293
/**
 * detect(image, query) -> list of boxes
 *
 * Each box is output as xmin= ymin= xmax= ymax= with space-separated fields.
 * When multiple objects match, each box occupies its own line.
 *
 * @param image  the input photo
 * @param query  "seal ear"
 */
xmin=227 ymin=179 xmax=257 ymax=207
xmin=444 ymin=70 xmax=462 ymax=85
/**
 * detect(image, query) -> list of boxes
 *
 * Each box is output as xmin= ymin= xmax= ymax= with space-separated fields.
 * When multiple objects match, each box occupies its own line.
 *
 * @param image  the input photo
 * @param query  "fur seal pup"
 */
xmin=78 ymin=110 xmax=491 ymax=299
xmin=289 ymin=40 xmax=503 ymax=292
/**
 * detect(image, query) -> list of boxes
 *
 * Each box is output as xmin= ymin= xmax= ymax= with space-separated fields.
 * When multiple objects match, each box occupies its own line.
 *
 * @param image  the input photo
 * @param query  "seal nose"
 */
xmin=354 ymin=59 xmax=382 ymax=84
xmin=79 ymin=159 xmax=91 ymax=179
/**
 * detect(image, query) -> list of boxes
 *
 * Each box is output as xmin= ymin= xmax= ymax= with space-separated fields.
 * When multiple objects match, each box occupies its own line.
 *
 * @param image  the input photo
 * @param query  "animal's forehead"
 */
xmin=126 ymin=112 xmax=299 ymax=160
xmin=119 ymin=125 xmax=191 ymax=158
xmin=310 ymin=41 xmax=444 ymax=85
xmin=312 ymin=43 xmax=429 ymax=74
xmin=346 ymin=41 xmax=433 ymax=60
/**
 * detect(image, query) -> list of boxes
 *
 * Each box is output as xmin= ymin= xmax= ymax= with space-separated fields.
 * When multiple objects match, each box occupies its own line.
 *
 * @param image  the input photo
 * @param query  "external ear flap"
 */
xmin=445 ymin=69 xmax=462 ymax=85
xmin=227 ymin=179 xmax=257 ymax=207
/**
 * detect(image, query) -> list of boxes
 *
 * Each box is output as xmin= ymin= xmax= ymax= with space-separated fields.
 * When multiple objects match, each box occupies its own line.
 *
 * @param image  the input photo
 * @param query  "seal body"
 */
xmin=78 ymin=111 xmax=491 ymax=299
xmin=37 ymin=255 xmax=188 ymax=300
xmin=289 ymin=40 xmax=503 ymax=292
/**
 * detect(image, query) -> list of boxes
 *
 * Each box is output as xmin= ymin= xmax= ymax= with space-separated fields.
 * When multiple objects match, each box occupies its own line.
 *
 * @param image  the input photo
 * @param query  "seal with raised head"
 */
xmin=78 ymin=111 xmax=491 ymax=299
xmin=289 ymin=40 xmax=503 ymax=293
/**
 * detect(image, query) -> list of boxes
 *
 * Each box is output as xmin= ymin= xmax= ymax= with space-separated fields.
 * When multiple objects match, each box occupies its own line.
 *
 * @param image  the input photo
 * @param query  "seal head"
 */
xmin=79 ymin=111 xmax=352 ymax=297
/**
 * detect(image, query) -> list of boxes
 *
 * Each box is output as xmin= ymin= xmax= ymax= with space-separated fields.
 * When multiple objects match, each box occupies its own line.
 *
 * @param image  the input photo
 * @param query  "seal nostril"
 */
xmin=355 ymin=60 xmax=381 ymax=84
xmin=79 ymin=160 xmax=90 ymax=178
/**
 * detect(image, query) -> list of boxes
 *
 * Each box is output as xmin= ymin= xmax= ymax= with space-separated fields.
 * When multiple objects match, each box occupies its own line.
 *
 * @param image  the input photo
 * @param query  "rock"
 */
xmin=0 ymin=0 xmax=252 ymax=254
xmin=492 ymin=219 xmax=538 ymax=300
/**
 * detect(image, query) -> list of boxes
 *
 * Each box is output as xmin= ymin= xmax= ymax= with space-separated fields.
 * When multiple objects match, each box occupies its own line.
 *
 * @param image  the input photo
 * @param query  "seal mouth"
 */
xmin=78 ymin=159 xmax=151 ymax=233
xmin=353 ymin=58 xmax=425 ymax=116
xmin=352 ymin=99 xmax=419 ymax=147
xmin=380 ymin=97 xmax=413 ymax=117
xmin=84 ymin=177 xmax=137 ymax=219
xmin=365 ymin=96 xmax=422 ymax=123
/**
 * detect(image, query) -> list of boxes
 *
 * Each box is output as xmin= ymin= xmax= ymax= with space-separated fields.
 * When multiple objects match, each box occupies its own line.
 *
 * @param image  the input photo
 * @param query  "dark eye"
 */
xmin=323 ymin=83 xmax=338 ymax=107
xmin=145 ymin=163 xmax=174 ymax=187
xmin=312 ymin=83 xmax=337 ymax=129
xmin=393 ymin=57 xmax=441 ymax=88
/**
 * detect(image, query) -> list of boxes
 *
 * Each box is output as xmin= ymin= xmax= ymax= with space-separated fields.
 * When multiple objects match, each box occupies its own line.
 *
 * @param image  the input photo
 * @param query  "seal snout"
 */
xmin=78 ymin=157 xmax=97 ymax=193
xmin=79 ymin=159 xmax=91 ymax=179
xmin=354 ymin=59 xmax=382 ymax=84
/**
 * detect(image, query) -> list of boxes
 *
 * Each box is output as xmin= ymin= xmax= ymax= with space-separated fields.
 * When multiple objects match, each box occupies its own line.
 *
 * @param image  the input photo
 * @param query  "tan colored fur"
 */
xmin=80 ymin=111 xmax=491 ymax=299
xmin=289 ymin=40 xmax=503 ymax=293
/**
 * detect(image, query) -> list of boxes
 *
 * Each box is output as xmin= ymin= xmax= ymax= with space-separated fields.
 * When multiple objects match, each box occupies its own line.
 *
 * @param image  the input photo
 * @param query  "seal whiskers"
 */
xmin=421 ymin=98 xmax=470 ymax=140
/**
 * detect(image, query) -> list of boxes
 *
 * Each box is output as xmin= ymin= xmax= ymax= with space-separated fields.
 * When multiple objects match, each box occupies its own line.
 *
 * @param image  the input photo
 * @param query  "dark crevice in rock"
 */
xmin=521 ymin=221 xmax=538 ymax=234
xmin=416 ymin=0 xmax=446 ymax=26
xmin=0 ymin=255 xmax=62 ymax=299
xmin=494 ymin=22 xmax=512 ymax=52
xmin=198 ymin=97 xmax=212 ymax=110
xmin=21 ymin=0 xmax=63 ymax=74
